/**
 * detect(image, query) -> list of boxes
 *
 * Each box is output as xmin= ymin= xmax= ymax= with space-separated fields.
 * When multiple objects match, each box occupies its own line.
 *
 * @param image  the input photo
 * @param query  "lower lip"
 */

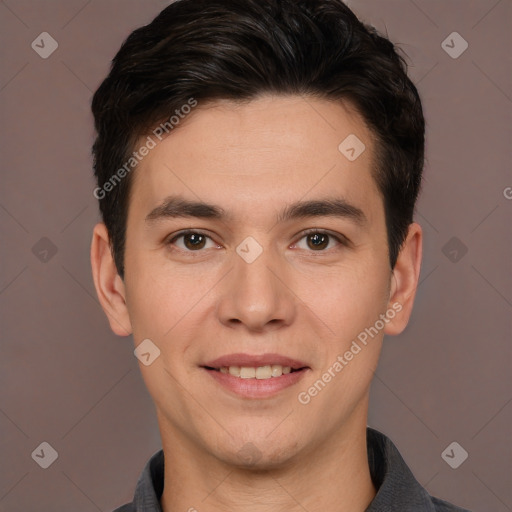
xmin=203 ymin=368 xmax=309 ymax=398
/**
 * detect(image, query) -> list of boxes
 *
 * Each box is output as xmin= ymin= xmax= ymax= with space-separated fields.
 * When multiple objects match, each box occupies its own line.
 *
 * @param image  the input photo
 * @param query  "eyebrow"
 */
xmin=145 ymin=194 xmax=367 ymax=226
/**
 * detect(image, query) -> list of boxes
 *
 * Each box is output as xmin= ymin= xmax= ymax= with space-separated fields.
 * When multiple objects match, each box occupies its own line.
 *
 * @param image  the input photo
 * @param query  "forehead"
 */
xmin=128 ymin=95 xmax=381 ymax=226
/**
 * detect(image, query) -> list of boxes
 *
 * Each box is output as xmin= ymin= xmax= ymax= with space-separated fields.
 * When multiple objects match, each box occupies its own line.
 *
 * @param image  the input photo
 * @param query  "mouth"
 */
xmin=202 ymin=364 xmax=307 ymax=380
xmin=201 ymin=353 xmax=310 ymax=398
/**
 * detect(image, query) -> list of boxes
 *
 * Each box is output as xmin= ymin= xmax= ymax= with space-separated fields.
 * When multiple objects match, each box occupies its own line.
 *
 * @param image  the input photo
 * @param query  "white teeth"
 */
xmin=271 ymin=365 xmax=282 ymax=377
xmin=228 ymin=366 xmax=241 ymax=377
xmin=256 ymin=366 xmax=272 ymax=379
xmin=219 ymin=364 xmax=297 ymax=379
xmin=240 ymin=367 xmax=256 ymax=379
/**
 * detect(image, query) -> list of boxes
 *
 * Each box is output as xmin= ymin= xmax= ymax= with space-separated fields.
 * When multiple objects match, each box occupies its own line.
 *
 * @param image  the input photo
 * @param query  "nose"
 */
xmin=215 ymin=240 xmax=297 ymax=332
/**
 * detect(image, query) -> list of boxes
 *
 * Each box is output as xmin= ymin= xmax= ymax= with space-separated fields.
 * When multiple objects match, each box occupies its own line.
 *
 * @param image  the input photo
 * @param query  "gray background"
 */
xmin=1 ymin=0 xmax=511 ymax=510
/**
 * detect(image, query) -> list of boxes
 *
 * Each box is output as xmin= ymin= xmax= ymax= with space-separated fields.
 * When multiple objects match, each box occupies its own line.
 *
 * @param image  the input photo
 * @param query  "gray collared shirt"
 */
xmin=112 ymin=427 xmax=472 ymax=511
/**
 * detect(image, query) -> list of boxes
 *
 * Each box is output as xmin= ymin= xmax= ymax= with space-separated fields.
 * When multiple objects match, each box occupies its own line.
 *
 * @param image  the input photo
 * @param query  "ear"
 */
xmin=384 ymin=222 xmax=423 ymax=336
xmin=90 ymin=222 xmax=132 ymax=336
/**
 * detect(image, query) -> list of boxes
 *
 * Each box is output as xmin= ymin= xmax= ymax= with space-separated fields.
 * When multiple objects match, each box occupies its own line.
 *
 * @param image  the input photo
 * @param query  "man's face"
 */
xmin=121 ymin=95 xmax=396 ymax=467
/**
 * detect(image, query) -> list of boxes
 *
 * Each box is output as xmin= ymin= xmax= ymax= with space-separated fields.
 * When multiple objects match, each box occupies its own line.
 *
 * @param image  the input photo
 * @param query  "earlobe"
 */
xmin=90 ymin=222 xmax=133 ymax=336
xmin=384 ymin=222 xmax=423 ymax=336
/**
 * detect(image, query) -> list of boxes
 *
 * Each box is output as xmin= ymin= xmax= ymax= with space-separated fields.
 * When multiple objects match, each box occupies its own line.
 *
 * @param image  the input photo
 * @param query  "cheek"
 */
xmin=296 ymin=259 xmax=390 ymax=345
xmin=295 ymin=264 xmax=388 ymax=419
xmin=124 ymin=258 xmax=219 ymax=367
xmin=124 ymin=259 xmax=185 ymax=341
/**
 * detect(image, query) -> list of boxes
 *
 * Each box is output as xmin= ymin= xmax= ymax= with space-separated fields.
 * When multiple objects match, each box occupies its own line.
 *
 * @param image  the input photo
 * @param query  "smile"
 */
xmin=202 ymin=365 xmax=309 ymax=399
xmin=208 ymin=364 xmax=303 ymax=379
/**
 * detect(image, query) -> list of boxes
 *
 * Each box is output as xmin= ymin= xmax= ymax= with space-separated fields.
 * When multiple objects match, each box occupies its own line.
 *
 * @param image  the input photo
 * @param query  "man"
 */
xmin=90 ymin=0 xmax=471 ymax=510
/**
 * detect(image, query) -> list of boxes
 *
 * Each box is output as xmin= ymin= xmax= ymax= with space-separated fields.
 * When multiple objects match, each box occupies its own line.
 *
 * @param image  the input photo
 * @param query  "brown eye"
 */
xmin=294 ymin=230 xmax=346 ymax=252
xmin=306 ymin=232 xmax=329 ymax=250
xmin=167 ymin=230 xmax=216 ymax=252
xmin=182 ymin=232 xmax=206 ymax=250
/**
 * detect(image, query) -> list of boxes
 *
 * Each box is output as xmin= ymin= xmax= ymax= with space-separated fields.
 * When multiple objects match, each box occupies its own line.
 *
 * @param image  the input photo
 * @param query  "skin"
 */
xmin=91 ymin=95 xmax=422 ymax=512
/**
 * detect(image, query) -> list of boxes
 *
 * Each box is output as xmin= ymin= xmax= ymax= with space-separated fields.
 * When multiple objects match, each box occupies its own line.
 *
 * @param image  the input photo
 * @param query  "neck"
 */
xmin=158 ymin=408 xmax=376 ymax=512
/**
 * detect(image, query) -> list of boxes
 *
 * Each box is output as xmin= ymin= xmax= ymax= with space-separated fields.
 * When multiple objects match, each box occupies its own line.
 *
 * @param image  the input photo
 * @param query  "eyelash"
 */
xmin=165 ymin=228 xmax=348 ymax=254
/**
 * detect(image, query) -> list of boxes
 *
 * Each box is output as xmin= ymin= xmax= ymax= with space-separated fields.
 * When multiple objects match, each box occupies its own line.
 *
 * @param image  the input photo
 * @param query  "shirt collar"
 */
xmin=128 ymin=427 xmax=440 ymax=511
xmin=364 ymin=427 xmax=437 ymax=511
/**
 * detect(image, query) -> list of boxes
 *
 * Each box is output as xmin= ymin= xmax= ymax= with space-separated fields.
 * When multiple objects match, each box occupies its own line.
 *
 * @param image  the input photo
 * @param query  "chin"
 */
xmin=213 ymin=435 xmax=303 ymax=471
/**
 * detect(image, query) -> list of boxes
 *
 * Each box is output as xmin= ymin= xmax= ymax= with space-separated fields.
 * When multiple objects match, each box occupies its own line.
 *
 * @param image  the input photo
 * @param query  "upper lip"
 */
xmin=203 ymin=353 xmax=309 ymax=370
